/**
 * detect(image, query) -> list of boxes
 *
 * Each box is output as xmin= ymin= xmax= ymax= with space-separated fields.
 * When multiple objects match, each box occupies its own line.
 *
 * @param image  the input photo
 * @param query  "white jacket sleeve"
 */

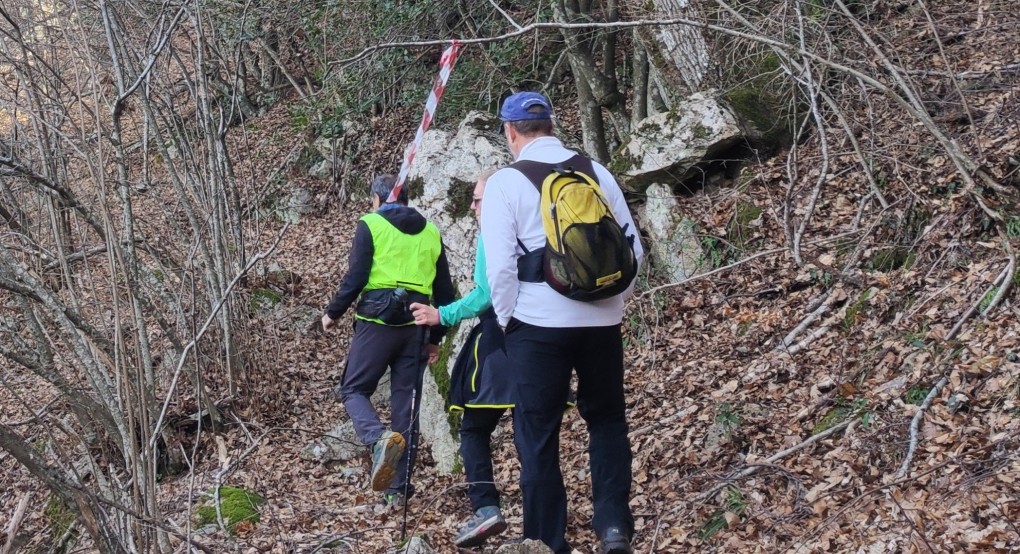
xmin=480 ymin=170 xmax=520 ymax=327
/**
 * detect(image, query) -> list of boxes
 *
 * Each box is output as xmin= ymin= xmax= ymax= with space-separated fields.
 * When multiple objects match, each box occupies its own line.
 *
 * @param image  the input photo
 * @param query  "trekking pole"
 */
xmin=400 ymin=323 xmax=430 ymax=542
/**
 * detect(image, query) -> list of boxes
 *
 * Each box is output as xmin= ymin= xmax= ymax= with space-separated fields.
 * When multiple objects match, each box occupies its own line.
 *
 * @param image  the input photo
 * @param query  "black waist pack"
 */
xmin=356 ymin=287 xmax=429 ymax=325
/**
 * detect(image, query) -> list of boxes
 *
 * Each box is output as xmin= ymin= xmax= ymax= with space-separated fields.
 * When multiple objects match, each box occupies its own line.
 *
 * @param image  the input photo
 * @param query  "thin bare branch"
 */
xmin=487 ymin=0 xmax=523 ymax=30
xmin=149 ymin=222 xmax=291 ymax=451
xmin=639 ymin=230 xmax=864 ymax=298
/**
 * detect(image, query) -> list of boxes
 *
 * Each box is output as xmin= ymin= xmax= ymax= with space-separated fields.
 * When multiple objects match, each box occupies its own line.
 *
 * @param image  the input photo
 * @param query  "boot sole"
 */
xmin=602 ymin=542 xmax=633 ymax=554
xmin=370 ymin=433 xmax=406 ymax=491
xmin=453 ymin=517 xmax=508 ymax=548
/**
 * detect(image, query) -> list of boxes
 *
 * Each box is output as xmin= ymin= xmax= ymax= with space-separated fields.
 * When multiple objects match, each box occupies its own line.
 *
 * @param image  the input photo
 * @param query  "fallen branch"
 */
xmin=1 ymin=397 xmax=59 ymax=427
xmin=887 ymin=487 xmax=938 ymax=554
xmin=980 ymin=245 xmax=1016 ymax=316
xmin=945 ymin=256 xmax=1012 ymax=340
xmin=905 ymin=61 xmax=1020 ymax=79
xmin=798 ymin=429 xmax=1020 ymax=547
xmin=781 ymin=325 xmax=831 ymax=357
xmin=895 ymin=270 xmax=992 ymax=479
xmin=647 ymin=515 xmax=665 ymax=554
xmin=486 ymin=0 xmax=523 ymax=30
xmin=688 ymin=418 xmax=853 ymax=506
xmin=1 ymin=492 xmax=30 ymax=554
xmin=895 ymin=374 xmax=949 ymax=479
xmin=630 ymin=405 xmax=697 ymax=439
xmin=775 ymin=291 xmax=833 ymax=354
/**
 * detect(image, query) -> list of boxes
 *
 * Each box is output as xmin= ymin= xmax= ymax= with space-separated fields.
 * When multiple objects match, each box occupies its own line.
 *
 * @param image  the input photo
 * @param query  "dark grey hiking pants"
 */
xmin=337 ymin=320 xmax=426 ymax=492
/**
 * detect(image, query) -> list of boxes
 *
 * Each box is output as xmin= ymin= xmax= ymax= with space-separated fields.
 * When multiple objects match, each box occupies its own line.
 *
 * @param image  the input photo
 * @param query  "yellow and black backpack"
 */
xmin=512 ymin=154 xmax=637 ymax=302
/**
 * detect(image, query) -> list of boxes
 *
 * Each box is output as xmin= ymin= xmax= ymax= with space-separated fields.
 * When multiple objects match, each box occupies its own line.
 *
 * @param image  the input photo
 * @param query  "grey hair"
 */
xmin=371 ymin=174 xmax=407 ymax=205
xmin=477 ymin=168 xmax=498 ymax=185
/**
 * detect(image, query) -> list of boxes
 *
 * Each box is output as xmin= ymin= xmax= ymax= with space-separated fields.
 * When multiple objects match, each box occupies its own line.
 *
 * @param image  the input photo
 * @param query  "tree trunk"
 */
xmin=632 ymin=35 xmax=649 ymax=127
xmin=570 ymin=56 xmax=611 ymax=161
xmin=553 ymin=0 xmax=630 ymax=158
xmin=637 ymin=0 xmax=710 ymax=95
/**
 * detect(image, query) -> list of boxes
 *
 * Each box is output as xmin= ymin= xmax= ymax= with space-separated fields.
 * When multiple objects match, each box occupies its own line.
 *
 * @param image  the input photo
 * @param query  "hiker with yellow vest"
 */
xmin=321 ymin=174 xmax=455 ymax=506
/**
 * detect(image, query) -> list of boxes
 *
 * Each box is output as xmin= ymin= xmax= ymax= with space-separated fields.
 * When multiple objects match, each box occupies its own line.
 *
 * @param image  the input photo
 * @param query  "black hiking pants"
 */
xmin=460 ymin=407 xmax=507 ymax=511
xmin=505 ymin=319 xmax=634 ymax=554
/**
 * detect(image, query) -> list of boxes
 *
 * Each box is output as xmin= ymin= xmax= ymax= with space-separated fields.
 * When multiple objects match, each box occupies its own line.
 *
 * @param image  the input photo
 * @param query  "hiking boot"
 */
xmin=453 ymin=505 xmax=508 ymax=548
xmin=600 ymin=527 xmax=632 ymax=554
xmin=370 ymin=431 xmax=405 ymax=491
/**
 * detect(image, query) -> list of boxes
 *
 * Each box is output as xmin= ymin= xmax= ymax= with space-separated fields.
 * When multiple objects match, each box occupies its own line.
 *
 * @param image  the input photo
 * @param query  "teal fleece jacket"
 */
xmin=438 ymin=236 xmax=491 ymax=326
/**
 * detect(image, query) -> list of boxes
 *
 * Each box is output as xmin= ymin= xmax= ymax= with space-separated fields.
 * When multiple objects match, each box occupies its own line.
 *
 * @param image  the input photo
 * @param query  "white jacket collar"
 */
xmin=516 ymin=136 xmax=564 ymax=160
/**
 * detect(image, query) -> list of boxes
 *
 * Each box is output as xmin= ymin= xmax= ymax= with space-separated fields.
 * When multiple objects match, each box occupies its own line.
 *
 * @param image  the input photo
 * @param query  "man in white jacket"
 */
xmin=480 ymin=92 xmax=644 ymax=554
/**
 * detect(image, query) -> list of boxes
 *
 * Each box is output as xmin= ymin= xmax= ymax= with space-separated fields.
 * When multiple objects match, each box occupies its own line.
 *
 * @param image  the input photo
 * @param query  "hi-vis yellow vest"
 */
xmin=361 ymin=212 xmax=442 ymax=296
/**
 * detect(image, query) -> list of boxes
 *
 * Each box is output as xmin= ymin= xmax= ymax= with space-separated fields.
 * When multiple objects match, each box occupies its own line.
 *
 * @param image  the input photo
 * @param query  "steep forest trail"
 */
xmin=173 ymin=22 xmax=1020 ymax=549
xmin=2 ymin=1 xmax=1019 ymax=553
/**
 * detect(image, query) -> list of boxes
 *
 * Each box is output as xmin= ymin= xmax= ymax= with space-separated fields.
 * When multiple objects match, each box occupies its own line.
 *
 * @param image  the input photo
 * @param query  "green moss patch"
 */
xmin=811 ymin=398 xmax=868 ymax=436
xmin=44 ymin=494 xmax=79 ymax=548
xmin=723 ymin=85 xmax=793 ymax=148
xmin=195 ymin=486 xmax=265 ymax=533
xmin=431 ymin=319 xmax=463 ymax=439
xmin=871 ymin=247 xmax=916 ymax=272
xmin=249 ymin=288 xmax=283 ymax=312
xmin=607 ymin=145 xmax=641 ymax=178
xmin=811 ymin=405 xmax=850 ymax=436
xmin=843 ymin=289 xmax=873 ymax=331
xmin=444 ymin=178 xmax=476 ymax=220
xmin=905 ymin=384 xmax=931 ymax=406
xmin=698 ymin=486 xmax=748 ymax=540
xmin=404 ymin=176 xmax=424 ymax=201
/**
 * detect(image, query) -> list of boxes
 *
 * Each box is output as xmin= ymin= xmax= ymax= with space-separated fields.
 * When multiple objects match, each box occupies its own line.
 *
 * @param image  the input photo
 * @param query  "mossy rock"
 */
xmin=249 ymin=288 xmax=283 ymax=312
xmin=722 ymin=82 xmax=794 ymax=150
xmin=607 ymin=144 xmax=641 ymax=178
xmin=430 ymin=318 xmax=463 ymax=439
xmin=404 ymin=176 xmax=424 ymax=201
xmin=195 ymin=486 xmax=265 ymax=533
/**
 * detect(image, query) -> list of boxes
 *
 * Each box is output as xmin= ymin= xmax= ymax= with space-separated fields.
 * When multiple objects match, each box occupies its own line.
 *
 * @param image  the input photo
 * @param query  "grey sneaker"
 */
xmin=370 ymin=431 xmax=405 ymax=491
xmin=600 ymin=527 xmax=632 ymax=554
xmin=453 ymin=505 xmax=508 ymax=548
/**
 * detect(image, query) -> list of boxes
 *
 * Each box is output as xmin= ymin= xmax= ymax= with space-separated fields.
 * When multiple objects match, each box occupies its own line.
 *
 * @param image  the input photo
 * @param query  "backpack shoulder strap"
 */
xmin=559 ymin=154 xmax=599 ymax=185
xmin=509 ymin=160 xmax=552 ymax=193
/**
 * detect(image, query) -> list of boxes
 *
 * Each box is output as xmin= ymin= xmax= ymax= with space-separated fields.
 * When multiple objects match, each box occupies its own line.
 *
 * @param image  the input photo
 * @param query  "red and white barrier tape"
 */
xmin=387 ymin=40 xmax=462 ymax=203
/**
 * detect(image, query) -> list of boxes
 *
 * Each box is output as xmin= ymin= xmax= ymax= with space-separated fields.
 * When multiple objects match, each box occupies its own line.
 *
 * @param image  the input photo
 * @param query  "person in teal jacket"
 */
xmin=410 ymin=171 xmax=513 ymax=548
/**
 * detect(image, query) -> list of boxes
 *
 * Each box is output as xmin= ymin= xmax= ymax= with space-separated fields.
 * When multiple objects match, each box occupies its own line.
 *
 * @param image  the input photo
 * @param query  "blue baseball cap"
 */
xmin=499 ymin=91 xmax=553 ymax=122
